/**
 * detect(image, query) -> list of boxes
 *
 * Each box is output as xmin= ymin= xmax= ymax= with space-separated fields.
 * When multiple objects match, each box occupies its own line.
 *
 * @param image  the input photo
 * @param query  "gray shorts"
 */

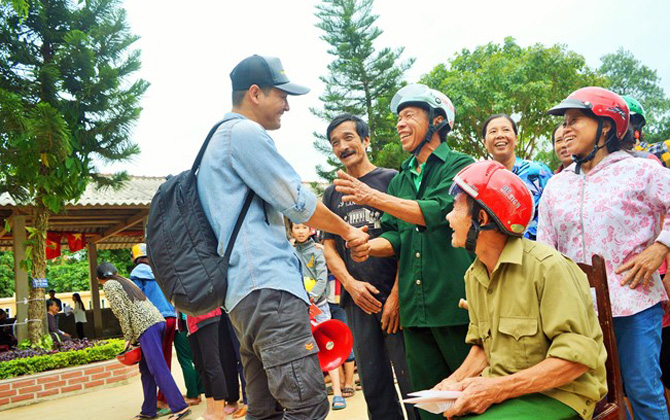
xmin=229 ymin=289 xmax=329 ymax=420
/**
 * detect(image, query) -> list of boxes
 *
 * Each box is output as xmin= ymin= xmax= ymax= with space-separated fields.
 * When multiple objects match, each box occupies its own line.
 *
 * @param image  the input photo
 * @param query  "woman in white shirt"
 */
xmin=71 ymin=293 xmax=87 ymax=339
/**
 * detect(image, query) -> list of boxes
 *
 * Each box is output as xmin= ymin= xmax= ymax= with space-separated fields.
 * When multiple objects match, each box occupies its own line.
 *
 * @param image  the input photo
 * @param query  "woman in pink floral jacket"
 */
xmin=538 ymin=87 xmax=670 ymax=420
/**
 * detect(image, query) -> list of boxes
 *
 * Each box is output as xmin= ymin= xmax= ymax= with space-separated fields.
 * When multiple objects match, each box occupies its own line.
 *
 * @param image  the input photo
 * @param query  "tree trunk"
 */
xmin=27 ymin=203 xmax=49 ymax=345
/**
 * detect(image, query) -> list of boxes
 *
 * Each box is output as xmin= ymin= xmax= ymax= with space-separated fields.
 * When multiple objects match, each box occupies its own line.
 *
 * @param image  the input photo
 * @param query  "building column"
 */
xmin=11 ymin=215 xmax=29 ymax=342
xmin=87 ymin=242 xmax=103 ymax=338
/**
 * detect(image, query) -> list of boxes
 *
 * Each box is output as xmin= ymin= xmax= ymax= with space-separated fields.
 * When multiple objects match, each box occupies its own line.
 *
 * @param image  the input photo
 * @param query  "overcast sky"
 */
xmin=102 ymin=0 xmax=670 ymax=181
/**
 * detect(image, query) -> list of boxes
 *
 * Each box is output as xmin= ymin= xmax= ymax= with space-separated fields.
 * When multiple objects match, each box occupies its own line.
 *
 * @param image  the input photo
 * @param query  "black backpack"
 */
xmin=146 ymin=118 xmax=254 ymax=316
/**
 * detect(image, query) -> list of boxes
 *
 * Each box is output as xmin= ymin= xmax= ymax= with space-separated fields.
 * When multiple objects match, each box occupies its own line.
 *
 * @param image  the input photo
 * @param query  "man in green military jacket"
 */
xmin=334 ymin=84 xmax=474 ymax=420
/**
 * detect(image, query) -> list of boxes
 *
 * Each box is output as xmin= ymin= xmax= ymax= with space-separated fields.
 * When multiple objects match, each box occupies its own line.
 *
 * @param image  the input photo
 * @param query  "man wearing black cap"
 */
xmin=197 ymin=55 xmax=370 ymax=420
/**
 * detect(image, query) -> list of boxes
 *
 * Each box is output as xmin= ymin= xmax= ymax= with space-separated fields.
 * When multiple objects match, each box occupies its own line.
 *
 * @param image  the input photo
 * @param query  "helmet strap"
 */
xmin=465 ymin=202 xmax=499 ymax=253
xmin=573 ymin=117 xmax=607 ymax=174
xmin=412 ymin=108 xmax=449 ymax=157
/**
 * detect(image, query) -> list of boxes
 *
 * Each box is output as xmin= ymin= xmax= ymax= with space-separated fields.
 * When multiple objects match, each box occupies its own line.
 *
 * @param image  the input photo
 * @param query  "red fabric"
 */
xmin=46 ymin=232 xmax=62 ymax=260
xmin=186 ymin=308 xmax=222 ymax=335
xmin=66 ymin=233 xmax=86 ymax=253
xmin=157 ymin=316 xmax=176 ymax=403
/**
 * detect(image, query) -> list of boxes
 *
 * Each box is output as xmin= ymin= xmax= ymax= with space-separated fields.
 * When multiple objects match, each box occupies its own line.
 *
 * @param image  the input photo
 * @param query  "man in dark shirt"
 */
xmin=323 ymin=114 xmax=416 ymax=420
xmin=46 ymin=289 xmax=62 ymax=312
xmin=47 ymin=300 xmax=70 ymax=343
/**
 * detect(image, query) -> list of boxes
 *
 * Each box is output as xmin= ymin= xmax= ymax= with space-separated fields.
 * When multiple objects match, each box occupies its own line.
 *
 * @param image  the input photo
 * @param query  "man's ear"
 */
xmin=478 ymin=208 xmax=490 ymax=225
xmin=433 ymin=114 xmax=444 ymax=126
xmin=247 ymin=85 xmax=263 ymax=105
xmin=362 ymin=136 xmax=370 ymax=148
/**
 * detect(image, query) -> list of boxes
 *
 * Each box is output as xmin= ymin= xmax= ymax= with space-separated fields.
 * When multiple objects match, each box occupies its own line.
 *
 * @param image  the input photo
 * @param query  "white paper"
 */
xmin=403 ymin=390 xmax=462 ymax=414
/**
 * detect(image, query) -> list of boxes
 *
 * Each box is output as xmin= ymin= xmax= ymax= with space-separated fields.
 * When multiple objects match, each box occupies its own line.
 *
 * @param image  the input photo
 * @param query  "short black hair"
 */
xmin=481 ymin=114 xmax=518 ymax=139
xmin=232 ymin=86 xmax=273 ymax=107
xmin=48 ymin=290 xmax=56 ymax=294
xmin=326 ymin=114 xmax=370 ymax=143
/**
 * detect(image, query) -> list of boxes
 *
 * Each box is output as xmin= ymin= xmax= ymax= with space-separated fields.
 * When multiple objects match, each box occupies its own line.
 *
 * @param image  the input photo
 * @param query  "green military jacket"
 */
xmin=465 ymin=237 xmax=607 ymax=419
xmin=380 ymin=142 xmax=474 ymax=328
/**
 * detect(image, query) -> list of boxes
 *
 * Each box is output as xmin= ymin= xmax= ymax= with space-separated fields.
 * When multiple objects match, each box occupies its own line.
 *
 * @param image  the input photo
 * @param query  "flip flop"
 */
xmin=167 ymin=408 xmax=191 ymax=420
xmin=156 ymin=408 xmax=172 ymax=417
xmin=232 ymin=405 xmax=248 ymax=419
xmin=132 ymin=415 xmax=157 ymax=420
xmin=332 ymin=395 xmax=346 ymax=410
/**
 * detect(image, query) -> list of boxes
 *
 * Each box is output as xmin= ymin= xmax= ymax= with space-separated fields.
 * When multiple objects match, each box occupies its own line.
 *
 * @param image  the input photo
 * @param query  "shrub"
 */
xmin=0 ymin=338 xmax=125 ymax=379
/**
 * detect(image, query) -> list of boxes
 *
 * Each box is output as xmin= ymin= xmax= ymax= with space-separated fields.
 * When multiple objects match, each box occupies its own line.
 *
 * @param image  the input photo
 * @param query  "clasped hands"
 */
xmin=433 ymin=376 xmax=504 ymax=419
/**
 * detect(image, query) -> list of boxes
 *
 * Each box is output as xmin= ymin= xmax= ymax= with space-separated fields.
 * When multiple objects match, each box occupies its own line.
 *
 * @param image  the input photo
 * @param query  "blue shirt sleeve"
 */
xmin=229 ymin=121 xmax=317 ymax=224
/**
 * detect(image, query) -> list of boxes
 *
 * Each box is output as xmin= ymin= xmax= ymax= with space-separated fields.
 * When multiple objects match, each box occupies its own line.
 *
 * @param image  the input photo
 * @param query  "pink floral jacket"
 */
xmin=537 ymin=151 xmax=670 ymax=317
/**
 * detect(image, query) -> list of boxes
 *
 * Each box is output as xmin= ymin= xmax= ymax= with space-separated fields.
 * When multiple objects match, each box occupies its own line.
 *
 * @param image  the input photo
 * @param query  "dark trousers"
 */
xmin=188 ymin=321 xmax=227 ymax=401
xmin=344 ymin=300 xmax=417 ymax=420
xmin=157 ymin=316 xmax=176 ymax=403
xmin=75 ymin=322 xmax=86 ymax=339
xmin=403 ymin=325 xmax=470 ymax=420
xmin=174 ymin=330 xmax=204 ymax=399
xmin=138 ymin=322 xmax=188 ymax=416
xmin=220 ymin=312 xmax=248 ymax=404
xmin=229 ymin=289 xmax=329 ymax=420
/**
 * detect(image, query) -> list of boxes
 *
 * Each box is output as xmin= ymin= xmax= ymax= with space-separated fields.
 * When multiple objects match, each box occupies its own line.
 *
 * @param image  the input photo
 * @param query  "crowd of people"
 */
xmin=172 ymin=54 xmax=670 ymax=420
xmin=11 ymin=53 xmax=668 ymax=420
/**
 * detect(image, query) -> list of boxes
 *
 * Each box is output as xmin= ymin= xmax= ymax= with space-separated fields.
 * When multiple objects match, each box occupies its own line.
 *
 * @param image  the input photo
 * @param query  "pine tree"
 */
xmin=313 ymin=0 xmax=414 ymax=181
xmin=0 ymin=0 xmax=148 ymax=344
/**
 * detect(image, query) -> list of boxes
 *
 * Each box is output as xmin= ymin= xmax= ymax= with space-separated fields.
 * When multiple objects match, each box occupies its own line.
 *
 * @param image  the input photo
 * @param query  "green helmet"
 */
xmin=622 ymin=95 xmax=646 ymax=127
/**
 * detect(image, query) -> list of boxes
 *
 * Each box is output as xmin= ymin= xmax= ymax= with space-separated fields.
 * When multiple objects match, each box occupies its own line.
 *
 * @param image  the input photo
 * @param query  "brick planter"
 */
xmin=0 ymin=359 xmax=139 ymax=411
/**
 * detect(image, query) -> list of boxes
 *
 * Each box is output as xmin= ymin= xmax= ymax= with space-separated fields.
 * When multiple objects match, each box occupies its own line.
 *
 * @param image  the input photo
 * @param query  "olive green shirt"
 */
xmin=465 ymin=237 xmax=607 ymax=420
xmin=380 ymin=142 xmax=474 ymax=327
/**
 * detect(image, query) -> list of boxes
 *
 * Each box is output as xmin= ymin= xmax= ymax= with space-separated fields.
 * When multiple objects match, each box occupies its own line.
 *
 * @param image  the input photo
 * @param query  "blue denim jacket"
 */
xmin=129 ymin=263 xmax=176 ymax=318
xmin=197 ymin=113 xmax=317 ymax=311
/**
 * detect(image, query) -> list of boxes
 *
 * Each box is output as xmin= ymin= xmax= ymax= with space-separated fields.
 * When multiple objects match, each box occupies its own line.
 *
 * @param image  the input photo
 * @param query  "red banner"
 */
xmin=46 ymin=232 xmax=62 ymax=260
xmin=66 ymin=233 xmax=86 ymax=253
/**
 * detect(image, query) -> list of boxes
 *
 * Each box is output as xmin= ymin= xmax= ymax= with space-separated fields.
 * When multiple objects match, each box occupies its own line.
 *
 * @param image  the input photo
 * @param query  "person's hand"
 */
xmin=124 ymin=340 xmax=131 ymax=350
xmin=616 ymin=242 xmax=670 ymax=289
xmin=381 ymin=288 xmax=400 ymax=334
xmin=334 ymin=170 xmax=377 ymax=206
xmin=64 ymin=332 xmax=71 ymax=337
xmin=347 ymin=279 xmax=382 ymax=314
xmin=344 ymin=225 xmax=369 ymax=262
xmin=444 ymin=377 xmax=503 ymax=419
xmin=432 ymin=375 xmax=460 ymax=391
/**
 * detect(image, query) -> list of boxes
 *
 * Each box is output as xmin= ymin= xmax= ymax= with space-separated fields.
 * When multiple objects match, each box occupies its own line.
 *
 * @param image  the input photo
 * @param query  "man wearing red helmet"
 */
xmin=539 ymin=87 xmax=670 ymax=419
xmin=435 ymin=161 xmax=606 ymax=420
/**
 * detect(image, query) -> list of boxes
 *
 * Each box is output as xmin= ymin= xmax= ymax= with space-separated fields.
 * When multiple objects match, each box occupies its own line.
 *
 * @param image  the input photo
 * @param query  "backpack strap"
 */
xmin=192 ymin=116 xmax=242 ymax=172
xmin=222 ymin=189 xmax=255 ymax=265
xmin=193 ymin=116 xmax=255 ymax=264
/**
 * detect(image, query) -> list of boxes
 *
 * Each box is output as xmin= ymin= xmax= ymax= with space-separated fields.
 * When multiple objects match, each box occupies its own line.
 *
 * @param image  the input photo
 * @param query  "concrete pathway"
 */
xmin=2 ymin=354 xmax=372 ymax=420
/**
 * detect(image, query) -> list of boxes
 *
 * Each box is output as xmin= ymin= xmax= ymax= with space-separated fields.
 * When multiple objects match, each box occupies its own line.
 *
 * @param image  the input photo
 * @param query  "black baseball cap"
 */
xmin=230 ymin=55 xmax=309 ymax=96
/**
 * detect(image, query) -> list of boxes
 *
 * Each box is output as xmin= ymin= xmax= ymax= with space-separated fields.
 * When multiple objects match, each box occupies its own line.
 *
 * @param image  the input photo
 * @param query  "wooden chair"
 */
xmin=577 ymin=255 xmax=626 ymax=420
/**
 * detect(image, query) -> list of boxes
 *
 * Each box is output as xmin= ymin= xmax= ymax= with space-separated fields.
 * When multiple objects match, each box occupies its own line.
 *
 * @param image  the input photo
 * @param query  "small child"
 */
xmin=290 ymin=222 xmax=346 ymax=411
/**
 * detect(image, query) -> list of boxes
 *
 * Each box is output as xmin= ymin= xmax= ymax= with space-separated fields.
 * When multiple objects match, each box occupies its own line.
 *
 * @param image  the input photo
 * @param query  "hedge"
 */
xmin=0 ymin=339 xmax=125 ymax=380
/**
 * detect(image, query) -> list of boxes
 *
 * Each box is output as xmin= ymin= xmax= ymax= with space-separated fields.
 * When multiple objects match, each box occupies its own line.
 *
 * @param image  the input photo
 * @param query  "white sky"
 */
xmin=101 ymin=0 xmax=670 ymax=181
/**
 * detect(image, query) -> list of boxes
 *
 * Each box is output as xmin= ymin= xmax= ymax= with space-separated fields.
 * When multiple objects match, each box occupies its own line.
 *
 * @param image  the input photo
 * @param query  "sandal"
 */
xmin=341 ymin=386 xmax=355 ymax=398
xmin=156 ymin=408 xmax=172 ymax=417
xmin=133 ymin=415 xmax=157 ymax=420
xmin=232 ymin=405 xmax=248 ymax=419
xmin=331 ymin=395 xmax=346 ymax=410
xmin=167 ymin=408 xmax=191 ymax=420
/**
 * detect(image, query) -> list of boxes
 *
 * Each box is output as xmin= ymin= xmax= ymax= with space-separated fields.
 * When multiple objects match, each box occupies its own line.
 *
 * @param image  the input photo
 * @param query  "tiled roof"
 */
xmin=0 ymin=176 xmax=167 ymax=208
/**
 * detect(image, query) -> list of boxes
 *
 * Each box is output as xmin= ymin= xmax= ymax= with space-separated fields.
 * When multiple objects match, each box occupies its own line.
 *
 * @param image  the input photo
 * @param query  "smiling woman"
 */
xmin=480 ymin=114 xmax=553 ymax=240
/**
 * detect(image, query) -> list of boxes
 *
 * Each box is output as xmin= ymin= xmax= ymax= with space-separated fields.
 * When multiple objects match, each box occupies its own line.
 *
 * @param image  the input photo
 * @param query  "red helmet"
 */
xmin=117 ymin=346 xmax=142 ymax=366
xmin=548 ymin=87 xmax=629 ymax=139
xmin=451 ymin=161 xmax=534 ymax=237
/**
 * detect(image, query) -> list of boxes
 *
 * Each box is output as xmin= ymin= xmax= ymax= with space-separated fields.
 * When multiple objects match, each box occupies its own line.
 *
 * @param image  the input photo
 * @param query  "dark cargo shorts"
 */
xmin=229 ymin=289 xmax=329 ymax=420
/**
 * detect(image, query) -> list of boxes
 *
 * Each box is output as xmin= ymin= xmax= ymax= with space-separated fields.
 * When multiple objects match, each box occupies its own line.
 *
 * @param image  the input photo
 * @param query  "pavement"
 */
xmin=2 ymin=353 xmax=375 ymax=420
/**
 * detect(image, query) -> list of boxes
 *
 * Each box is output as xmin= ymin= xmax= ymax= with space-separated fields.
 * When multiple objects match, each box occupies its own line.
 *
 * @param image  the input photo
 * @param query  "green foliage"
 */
xmin=0 ymin=251 xmax=14 ymax=298
xmin=312 ymin=0 xmax=414 ymax=179
xmin=420 ymin=37 xmax=607 ymax=165
xmin=0 ymin=338 xmax=124 ymax=379
xmin=16 ymin=333 xmax=53 ymax=350
xmin=0 ymin=248 xmax=132 ymax=297
xmin=599 ymin=48 xmax=670 ymax=144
